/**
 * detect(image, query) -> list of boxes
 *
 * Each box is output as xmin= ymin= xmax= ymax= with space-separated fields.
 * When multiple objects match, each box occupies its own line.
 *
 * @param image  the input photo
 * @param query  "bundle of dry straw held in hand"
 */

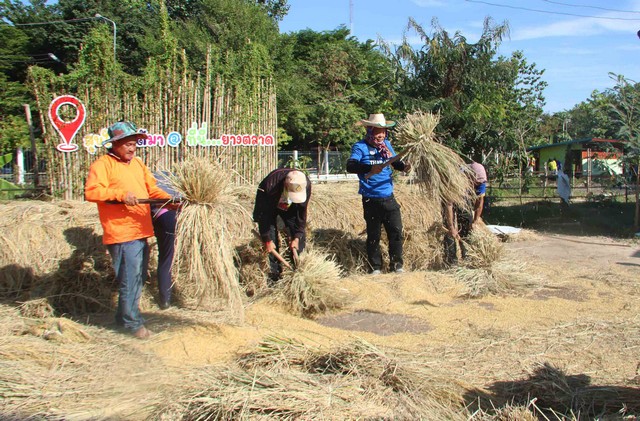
xmin=274 ymin=248 xmax=348 ymax=319
xmin=395 ymin=110 xmax=475 ymax=210
xmin=163 ymin=157 xmax=247 ymax=323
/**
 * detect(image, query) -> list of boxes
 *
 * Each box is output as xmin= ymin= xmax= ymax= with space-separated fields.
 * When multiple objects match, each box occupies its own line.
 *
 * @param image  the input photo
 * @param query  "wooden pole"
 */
xmin=635 ymin=163 xmax=640 ymax=232
xmin=23 ymin=104 xmax=39 ymax=188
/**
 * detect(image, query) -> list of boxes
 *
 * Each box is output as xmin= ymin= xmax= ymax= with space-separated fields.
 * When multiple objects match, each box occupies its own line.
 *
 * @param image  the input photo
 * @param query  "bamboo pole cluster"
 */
xmin=29 ymin=48 xmax=278 ymax=201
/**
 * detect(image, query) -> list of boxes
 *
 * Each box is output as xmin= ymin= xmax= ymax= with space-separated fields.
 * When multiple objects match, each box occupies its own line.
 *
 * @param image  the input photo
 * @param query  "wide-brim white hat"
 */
xmin=360 ymin=113 xmax=396 ymax=128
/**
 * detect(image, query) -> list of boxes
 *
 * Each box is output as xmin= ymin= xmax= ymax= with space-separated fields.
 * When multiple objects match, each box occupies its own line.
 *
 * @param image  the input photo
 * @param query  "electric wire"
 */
xmin=465 ymin=0 xmax=640 ymax=21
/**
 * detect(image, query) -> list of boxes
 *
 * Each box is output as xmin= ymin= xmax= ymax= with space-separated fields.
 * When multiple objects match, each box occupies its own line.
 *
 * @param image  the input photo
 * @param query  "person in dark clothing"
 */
xmin=150 ymin=172 xmax=179 ymax=310
xmin=252 ymin=168 xmax=311 ymax=284
xmin=443 ymin=162 xmax=487 ymax=266
xmin=346 ymin=113 xmax=411 ymax=274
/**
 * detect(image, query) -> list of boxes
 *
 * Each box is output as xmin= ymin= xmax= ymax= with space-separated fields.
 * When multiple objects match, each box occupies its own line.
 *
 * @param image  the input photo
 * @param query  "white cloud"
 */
xmin=616 ymin=43 xmax=640 ymax=51
xmin=550 ymin=47 xmax=595 ymax=56
xmin=410 ymin=0 xmax=446 ymax=7
xmin=512 ymin=14 xmax=640 ymax=41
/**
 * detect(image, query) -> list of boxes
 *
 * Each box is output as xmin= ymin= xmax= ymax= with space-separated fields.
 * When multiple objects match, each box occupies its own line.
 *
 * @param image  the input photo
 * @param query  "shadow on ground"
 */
xmin=464 ymin=362 xmax=640 ymax=419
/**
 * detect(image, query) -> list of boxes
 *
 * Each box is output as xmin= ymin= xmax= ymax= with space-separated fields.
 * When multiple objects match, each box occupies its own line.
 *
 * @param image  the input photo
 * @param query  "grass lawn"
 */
xmin=484 ymin=196 xmax=637 ymax=238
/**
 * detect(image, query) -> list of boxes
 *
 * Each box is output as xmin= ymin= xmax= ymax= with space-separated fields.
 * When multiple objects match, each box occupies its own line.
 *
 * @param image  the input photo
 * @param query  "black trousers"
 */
xmin=443 ymin=206 xmax=472 ymax=265
xmin=152 ymin=209 xmax=177 ymax=303
xmin=362 ymin=196 xmax=403 ymax=272
xmin=266 ymin=215 xmax=306 ymax=284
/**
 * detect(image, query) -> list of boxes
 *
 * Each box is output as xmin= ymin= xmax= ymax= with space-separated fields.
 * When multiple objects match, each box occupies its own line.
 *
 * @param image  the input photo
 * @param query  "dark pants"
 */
xmin=444 ymin=206 xmax=472 ymax=266
xmin=266 ymin=215 xmax=306 ymax=285
xmin=152 ymin=210 xmax=177 ymax=303
xmin=362 ymin=196 xmax=403 ymax=272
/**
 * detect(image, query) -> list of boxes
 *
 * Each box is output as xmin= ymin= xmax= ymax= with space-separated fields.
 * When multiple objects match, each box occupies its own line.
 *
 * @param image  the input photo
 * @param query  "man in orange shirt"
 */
xmin=85 ymin=121 xmax=171 ymax=339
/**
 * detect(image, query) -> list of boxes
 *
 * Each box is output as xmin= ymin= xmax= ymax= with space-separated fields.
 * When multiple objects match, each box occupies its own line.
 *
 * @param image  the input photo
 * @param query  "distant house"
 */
xmin=527 ymin=138 xmax=625 ymax=176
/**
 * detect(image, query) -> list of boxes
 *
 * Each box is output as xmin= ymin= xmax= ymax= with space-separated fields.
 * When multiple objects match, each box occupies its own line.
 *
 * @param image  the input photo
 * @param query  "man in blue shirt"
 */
xmin=346 ymin=113 xmax=411 ymax=274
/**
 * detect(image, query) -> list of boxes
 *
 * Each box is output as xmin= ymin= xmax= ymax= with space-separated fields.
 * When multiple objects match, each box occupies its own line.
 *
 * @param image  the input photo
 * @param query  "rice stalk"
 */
xmin=236 ymin=335 xmax=312 ymax=371
xmin=0 ymin=304 xmax=174 ymax=420
xmin=162 ymin=364 xmax=362 ymax=420
xmin=453 ymin=258 xmax=542 ymax=298
xmin=274 ymin=248 xmax=349 ymax=318
xmin=166 ymin=157 xmax=245 ymax=322
xmin=158 ymin=337 xmax=467 ymax=420
xmin=490 ymin=362 xmax=640 ymax=417
xmin=310 ymin=229 xmax=368 ymax=274
xmin=18 ymin=298 xmax=55 ymax=319
xmin=463 ymin=228 xmax=505 ymax=269
xmin=395 ymin=110 xmax=475 ymax=210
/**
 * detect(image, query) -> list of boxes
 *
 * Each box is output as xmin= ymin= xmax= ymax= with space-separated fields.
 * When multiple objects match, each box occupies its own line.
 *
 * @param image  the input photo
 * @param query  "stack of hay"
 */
xmin=307 ymin=185 xmax=444 ymax=273
xmin=453 ymin=226 xmax=542 ymax=297
xmin=394 ymin=111 xmax=475 ymax=270
xmin=164 ymin=157 xmax=248 ymax=322
xmin=0 ymin=201 xmax=127 ymax=315
xmin=395 ymin=111 xmax=539 ymax=293
xmin=273 ymin=248 xmax=349 ymax=318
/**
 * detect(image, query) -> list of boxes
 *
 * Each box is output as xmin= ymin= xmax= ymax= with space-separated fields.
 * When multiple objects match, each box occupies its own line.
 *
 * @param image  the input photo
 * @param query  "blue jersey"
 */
xmin=475 ymin=182 xmax=487 ymax=197
xmin=349 ymin=139 xmax=397 ymax=198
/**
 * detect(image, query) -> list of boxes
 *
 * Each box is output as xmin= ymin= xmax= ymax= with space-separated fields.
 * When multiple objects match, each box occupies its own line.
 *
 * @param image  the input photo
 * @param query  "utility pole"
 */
xmin=95 ymin=14 xmax=117 ymax=60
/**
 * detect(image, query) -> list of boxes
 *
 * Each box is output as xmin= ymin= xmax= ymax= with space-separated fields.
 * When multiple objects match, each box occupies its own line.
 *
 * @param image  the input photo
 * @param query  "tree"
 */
xmin=606 ymin=73 xmax=640 ymax=230
xmin=384 ymin=17 xmax=547 ymax=161
xmin=560 ymin=91 xmax=619 ymax=140
xmin=169 ymin=0 xmax=281 ymax=74
xmin=275 ymin=27 xmax=395 ymax=151
xmin=0 ymin=24 xmax=33 ymax=154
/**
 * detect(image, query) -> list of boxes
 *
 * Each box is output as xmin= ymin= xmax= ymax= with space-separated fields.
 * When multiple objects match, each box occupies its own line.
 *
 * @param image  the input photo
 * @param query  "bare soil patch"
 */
xmin=317 ymin=309 xmax=433 ymax=335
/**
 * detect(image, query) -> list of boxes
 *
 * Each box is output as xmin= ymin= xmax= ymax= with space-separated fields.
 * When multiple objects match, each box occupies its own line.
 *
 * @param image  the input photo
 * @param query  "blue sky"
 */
xmin=279 ymin=0 xmax=640 ymax=114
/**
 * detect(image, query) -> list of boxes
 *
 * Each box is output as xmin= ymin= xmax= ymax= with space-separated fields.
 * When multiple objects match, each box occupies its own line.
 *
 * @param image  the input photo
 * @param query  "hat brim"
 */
xmin=288 ymin=190 xmax=307 ymax=204
xmin=101 ymin=133 xmax=148 ymax=147
xmin=360 ymin=120 xmax=396 ymax=128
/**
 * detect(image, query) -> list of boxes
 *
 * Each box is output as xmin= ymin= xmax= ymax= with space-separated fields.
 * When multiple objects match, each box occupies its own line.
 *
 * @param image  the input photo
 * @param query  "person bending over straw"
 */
xmin=253 ymin=169 xmax=311 ymax=286
xmin=85 ymin=121 xmax=171 ymax=339
xmin=443 ymin=161 xmax=487 ymax=266
xmin=347 ymin=113 xmax=411 ymax=275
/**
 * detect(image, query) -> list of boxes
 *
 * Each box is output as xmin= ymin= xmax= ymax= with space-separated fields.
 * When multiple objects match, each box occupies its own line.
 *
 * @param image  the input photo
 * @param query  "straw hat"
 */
xmin=285 ymin=170 xmax=308 ymax=203
xmin=360 ymin=113 xmax=396 ymax=128
xmin=102 ymin=121 xmax=148 ymax=147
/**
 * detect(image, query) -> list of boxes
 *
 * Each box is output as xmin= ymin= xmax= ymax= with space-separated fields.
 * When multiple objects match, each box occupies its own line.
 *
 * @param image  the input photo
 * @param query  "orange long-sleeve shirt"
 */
xmin=85 ymin=154 xmax=171 ymax=245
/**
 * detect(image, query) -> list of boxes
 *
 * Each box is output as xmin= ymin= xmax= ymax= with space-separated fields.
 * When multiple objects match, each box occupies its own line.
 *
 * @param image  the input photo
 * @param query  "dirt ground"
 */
xmin=144 ymin=232 xmax=639 ymax=368
xmin=2 ymin=213 xmax=640 ymax=418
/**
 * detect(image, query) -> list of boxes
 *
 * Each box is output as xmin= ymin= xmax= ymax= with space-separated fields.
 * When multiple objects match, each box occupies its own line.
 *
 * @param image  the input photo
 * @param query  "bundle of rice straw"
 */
xmin=274 ymin=248 xmax=349 ymax=318
xmin=462 ymin=227 xmax=505 ymax=269
xmin=395 ymin=110 xmax=475 ymax=210
xmin=310 ymin=229 xmax=368 ymax=274
xmin=164 ymin=157 xmax=246 ymax=322
xmin=454 ymin=228 xmax=541 ymax=298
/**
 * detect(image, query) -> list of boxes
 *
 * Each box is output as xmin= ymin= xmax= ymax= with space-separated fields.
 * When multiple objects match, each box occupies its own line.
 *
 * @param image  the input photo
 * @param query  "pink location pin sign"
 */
xmin=48 ymin=95 xmax=86 ymax=152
